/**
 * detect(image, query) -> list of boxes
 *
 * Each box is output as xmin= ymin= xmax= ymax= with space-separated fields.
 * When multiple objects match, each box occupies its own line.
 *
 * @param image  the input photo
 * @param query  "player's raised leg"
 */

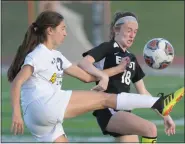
xmin=116 ymin=87 xmax=184 ymax=116
xmin=53 ymin=87 xmax=184 ymax=142
xmin=64 ymin=87 xmax=184 ymax=119
xmin=64 ymin=91 xmax=116 ymax=119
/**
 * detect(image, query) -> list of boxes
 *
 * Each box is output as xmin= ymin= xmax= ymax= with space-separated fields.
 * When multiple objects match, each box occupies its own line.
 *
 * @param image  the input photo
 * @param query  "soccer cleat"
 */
xmin=152 ymin=87 xmax=184 ymax=116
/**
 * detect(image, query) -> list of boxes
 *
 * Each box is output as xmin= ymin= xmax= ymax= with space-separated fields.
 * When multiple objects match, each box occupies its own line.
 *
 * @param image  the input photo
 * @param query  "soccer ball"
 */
xmin=143 ymin=38 xmax=174 ymax=69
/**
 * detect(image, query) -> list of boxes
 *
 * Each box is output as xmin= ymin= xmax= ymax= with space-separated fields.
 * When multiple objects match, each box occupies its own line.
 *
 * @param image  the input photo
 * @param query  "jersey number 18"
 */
xmin=121 ymin=70 xmax=131 ymax=85
xmin=121 ymin=62 xmax=135 ymax=85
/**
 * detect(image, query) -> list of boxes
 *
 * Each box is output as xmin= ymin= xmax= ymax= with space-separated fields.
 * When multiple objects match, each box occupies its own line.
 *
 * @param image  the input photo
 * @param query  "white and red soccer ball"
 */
xmin=143 ymin=38 xmax=174 ymax=69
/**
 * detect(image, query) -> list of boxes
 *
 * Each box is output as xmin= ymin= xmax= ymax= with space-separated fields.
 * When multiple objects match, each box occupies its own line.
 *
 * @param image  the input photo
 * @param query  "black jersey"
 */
xmin=82 ymin=40 xmax=145 ymax=94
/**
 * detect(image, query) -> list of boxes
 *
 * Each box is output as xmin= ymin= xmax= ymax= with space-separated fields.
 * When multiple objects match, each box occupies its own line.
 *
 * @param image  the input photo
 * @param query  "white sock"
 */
xmin=116 ymin=92 xmax=159 ymax=110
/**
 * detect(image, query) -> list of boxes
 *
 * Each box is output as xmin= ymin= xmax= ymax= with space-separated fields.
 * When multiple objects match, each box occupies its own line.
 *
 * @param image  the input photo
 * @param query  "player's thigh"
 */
xmin=54 ymin=135 xmax=68 ymax=143
xmin=64 ymin=90 xmax=116 ymax=119
xmin=106 ymin=111 xmax=157 ymax=137
xmin=116 ymin=135 xmax=139 ymax=143
xmin=23 ymin=100 xmax=67 ymax=142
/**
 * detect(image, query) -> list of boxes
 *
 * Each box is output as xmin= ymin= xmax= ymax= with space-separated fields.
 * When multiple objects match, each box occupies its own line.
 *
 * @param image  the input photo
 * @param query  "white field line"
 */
xmin=1 ymin=118 xmax=184 ymax=142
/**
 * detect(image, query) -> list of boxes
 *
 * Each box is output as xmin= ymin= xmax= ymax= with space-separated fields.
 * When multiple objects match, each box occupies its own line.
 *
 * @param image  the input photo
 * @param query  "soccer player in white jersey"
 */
xmin=7 ymin=11 xmax=184 ymax=143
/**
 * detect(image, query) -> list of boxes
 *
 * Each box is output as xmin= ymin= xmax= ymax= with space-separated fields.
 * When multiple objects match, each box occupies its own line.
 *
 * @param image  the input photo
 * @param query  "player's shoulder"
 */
xmin=98 ymin=40 xmax=118 ymax=48
xmin=30 ymin=44 xmax=61 ymax=56
xmin=26 ymin=44 xmax=43 ymax=59
xmin=95 ymin=41 xmax=110 ymax=48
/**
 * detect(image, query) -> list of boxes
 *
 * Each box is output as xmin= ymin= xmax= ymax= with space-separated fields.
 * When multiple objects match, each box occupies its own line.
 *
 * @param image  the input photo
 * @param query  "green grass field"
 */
xmin=2 ymin=74 xmax=184 ymax=142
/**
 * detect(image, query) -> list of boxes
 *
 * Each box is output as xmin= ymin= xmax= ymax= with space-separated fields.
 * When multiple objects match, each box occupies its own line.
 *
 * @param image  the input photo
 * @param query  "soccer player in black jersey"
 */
xmin=79 ymin=11 xmax=182 ymax=143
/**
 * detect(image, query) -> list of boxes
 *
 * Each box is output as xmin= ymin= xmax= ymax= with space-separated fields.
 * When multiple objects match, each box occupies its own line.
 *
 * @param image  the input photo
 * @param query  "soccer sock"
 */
xmin=116 ymin=92 xmax=159 ymax=110
xmin=141 ymin=136 xmax=157 ymax=143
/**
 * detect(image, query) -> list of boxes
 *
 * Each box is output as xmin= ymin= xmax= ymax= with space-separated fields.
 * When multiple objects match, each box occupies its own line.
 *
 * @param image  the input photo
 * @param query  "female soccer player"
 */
xmin=79 ymin=11 xmax=183 ymax=143
xmin=8 ymin=11 xmax=184 ymax=143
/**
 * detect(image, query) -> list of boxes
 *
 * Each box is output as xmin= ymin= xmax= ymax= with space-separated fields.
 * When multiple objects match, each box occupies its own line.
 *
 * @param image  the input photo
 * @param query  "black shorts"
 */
xmin=93 ymin=108 xmax=131 ymax=137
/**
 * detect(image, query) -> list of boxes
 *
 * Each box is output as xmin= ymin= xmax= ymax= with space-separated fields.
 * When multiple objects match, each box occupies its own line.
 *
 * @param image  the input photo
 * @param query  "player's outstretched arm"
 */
xmin=10 ymin=65 xmax=33 ymax=135
xmin=64 ymin=56 xmax=130 ymax=83
xmin=64 ymin=62 xmax=109 ymax=91
xmin=64 ymin=63 xmax=124 ymax=83
xmin=78 ymin=55 xmax=108 ymax=81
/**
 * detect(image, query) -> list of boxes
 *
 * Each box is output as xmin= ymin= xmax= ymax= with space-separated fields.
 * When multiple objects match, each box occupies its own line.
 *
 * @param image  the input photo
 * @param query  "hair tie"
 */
xmin=32 ymin=22 xmax=39 ymax=32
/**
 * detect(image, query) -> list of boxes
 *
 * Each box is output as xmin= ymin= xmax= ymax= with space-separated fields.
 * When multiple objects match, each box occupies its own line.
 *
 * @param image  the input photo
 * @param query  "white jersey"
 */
xmin=21 ymin=44 xmax=72 ymax=113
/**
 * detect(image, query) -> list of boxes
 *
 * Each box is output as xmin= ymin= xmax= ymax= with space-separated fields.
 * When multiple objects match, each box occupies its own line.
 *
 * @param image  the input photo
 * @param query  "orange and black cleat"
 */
xmin=152 ymin=87 xmax=184 ymax=116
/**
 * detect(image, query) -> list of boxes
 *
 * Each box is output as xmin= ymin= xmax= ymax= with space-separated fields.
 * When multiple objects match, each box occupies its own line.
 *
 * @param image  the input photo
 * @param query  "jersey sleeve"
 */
xmin=22 ymin=55 xmax=38 ymax=74
xmin=131 ymin=58 xmax=145 ymax=83
xmin=60 ymin=54 xmax=72 ymax=70
xmin=82 ymin=42 xmax=113 ymax=62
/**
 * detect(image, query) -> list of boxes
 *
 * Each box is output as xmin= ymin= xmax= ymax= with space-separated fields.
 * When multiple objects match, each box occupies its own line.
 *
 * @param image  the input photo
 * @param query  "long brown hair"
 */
xmin=109 ymin=11 xmax=137 ymax=40
xmin=7 ymin=11 xmax=64 ymax=82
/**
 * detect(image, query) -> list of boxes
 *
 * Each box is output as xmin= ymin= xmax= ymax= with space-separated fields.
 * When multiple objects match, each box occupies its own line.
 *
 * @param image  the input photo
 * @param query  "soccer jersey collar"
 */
xmin=38 ymin=43 xmax=53 ymax=53
xmin=112 ymin=40 xmax=127 ymax=53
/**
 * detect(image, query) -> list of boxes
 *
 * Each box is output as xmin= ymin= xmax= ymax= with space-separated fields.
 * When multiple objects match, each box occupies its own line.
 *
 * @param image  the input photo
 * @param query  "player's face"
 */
xmin=118 ymin=21 xmax=138 ymax=48
xmin=50 ymin=20 xmax=67 ymax=47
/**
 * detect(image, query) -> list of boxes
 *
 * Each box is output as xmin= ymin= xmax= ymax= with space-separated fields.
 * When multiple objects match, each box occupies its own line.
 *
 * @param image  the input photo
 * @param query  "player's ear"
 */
xmin=46 ymin=27 xmax=55 ymax=35
xmin=114 ymin=26 xmax=121 ymax=35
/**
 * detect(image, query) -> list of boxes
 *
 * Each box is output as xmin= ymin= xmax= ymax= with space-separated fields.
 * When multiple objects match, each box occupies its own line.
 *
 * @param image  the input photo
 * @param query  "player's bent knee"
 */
xmin=146 ymin=123 xmax=157 ymax=137
xmin=54 ymin=134 xmax=68 ymax=143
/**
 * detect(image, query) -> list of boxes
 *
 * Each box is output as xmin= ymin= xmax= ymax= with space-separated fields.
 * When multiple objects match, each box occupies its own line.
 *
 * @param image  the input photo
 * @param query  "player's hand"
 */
xmin=163 ymin=115 xmax=176 ymax=136
xmin=91 ymin=74 xmax=109 ymax=92
xmin=11 ymin=111 xmax=24 ymax=135
xmin=91 ymin=85 xmax=105 ymax=92
xmin=118 ymin=57 xmax=131 ymax=71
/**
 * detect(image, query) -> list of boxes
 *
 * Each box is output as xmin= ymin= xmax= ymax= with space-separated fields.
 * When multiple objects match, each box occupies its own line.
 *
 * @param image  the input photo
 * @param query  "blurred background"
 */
xmin=1 ymin=1 xmax=184 ymax=143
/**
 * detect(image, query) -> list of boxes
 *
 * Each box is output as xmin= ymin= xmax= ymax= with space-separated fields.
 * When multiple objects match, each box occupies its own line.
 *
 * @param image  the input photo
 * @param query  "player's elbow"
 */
xmin=82 ymin=77 xmax=91 ymax=83
xmin=78 ymin=56 xmax=94 ymax=69
xmin=78 ymin=60 xmax=87 ymax=69
xmin=82 ymin=75 xmax=95 ymax=83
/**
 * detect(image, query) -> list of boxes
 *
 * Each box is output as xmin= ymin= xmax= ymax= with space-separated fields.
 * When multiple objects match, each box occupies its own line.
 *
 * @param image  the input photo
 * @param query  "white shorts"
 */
xmin=23 ymin=89 xmax=72 ymax=142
